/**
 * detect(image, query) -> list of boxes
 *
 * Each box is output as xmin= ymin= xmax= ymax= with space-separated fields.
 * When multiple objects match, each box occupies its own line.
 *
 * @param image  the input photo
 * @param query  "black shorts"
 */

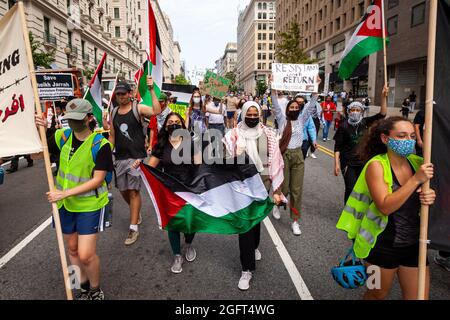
xmin=365 ymin=242 xmax=429 ymax=269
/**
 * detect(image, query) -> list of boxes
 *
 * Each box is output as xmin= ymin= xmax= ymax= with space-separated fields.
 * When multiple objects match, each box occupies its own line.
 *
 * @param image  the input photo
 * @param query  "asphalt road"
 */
xmin=1 ymin=132 xmax=449 ymax=300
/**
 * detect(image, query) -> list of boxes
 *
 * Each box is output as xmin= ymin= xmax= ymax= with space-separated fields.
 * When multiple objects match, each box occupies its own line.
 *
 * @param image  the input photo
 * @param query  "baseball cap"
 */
xmin=115 ymin=81 xmax=132 ymax=94
xmin=62 ymin=99 xmax=93 ymax=120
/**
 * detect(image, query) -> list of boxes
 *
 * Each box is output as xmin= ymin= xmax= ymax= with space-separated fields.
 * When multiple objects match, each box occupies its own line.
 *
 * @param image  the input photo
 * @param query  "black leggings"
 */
xmin=343 ymin=165 xmax=364 ymax=204
xmin=239 ymin=223 xmax=261 ymax=271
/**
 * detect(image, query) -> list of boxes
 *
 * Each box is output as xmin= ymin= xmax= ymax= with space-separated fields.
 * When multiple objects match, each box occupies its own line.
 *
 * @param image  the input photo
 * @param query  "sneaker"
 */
xmin=75 ymin=288 xmax=91 ymax=300
xmin=323 ymin=138 xmax=326 ymax=142
xmin=238 ymin=271 xmax=253 ymax=291
xmin=89 ymin=288 xmax=105 ymax=300
xmin=137 ymin=214 xmax=142 ymax=225
xmin=434 ymin=253 xmax=450 ymax=272
xmin=255 ymin=249 xmax=262 ymax=261
xmin=272 ymin=206 xmax=281 ymax=220
xmin=291 ymin=221 xmax=302 ymax=236
xmin=124 ymin=229 xmax=139 ymax=246
xmin=185 ymin=244 xmax=197 ymax=262
xmin=306 ymin=152 xmax=310 ymax=158
xmin=171 ymin=254 xmax=183 ymax=273
xmin=6 ymin=167 xmax=17 ymax=174
xmin=310 ymin=153 xmax=317 ymax=159
xmin=27 ymin=161 xmax=34 ymax=167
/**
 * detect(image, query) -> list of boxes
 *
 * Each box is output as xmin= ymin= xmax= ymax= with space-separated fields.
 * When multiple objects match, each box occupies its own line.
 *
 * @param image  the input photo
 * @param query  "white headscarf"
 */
xmin=237 ymin=101 xmax=264 ymax=172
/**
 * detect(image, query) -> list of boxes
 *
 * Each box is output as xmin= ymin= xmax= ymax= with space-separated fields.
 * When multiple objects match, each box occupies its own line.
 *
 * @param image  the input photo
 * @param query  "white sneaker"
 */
xmin=323 ymin=138 xmax=326 ymax=142
xmin=272 ymin=206 xmax=281 ymax=220
xmin=238 ymin=271 xmax=253 ymax=291
xmin=185 ymin=244 xmax=197 ymax=262
xmin=310 ymin=153 xmax=317 ymax=159
xmin=171 ymin=254 xmax=183 ymax=273
xmin=292 ymin=221 xmax=302 ymax=236
xmin=306 ymin=152 xmax=310 ymax=158
xmin=255 ymin=249 xmax=262 ymax=261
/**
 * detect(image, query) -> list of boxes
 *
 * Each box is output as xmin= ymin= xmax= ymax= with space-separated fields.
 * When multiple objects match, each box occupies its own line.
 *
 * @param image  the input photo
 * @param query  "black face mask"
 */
xmin=214 ymin=101 xmax=220 ymax=107
xmin=289 ymin=110 xmax=301 ymax=120
xmin=68 ymin=119 xmax=88 ymax=133
xmin=166 ymin=124 xmax=182 ymax=135
xmin=245 ymin=117 xmax=260 ymax=128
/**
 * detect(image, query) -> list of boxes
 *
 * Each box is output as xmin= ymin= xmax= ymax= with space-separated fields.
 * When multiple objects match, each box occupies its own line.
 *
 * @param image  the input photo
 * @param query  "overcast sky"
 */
xmin=159 ymin=0 xmax=250 ymax=72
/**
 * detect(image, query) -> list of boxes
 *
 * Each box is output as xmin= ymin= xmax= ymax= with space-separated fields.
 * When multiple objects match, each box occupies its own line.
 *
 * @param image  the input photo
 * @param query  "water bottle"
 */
xmin=0 ymin=167 xmax=4 ymax=185
xmin=104 ymin=193 xmax=113 ymax=229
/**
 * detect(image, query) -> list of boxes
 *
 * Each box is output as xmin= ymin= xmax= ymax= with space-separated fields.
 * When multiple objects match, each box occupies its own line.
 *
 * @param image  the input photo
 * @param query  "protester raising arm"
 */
xmin=137 ymin=76 xmax=162 ymax=118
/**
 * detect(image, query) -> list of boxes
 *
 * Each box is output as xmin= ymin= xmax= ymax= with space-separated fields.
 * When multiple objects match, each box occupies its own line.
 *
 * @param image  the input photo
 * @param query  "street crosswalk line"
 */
xmin=262 ymin=217 xmax=314 ymax=300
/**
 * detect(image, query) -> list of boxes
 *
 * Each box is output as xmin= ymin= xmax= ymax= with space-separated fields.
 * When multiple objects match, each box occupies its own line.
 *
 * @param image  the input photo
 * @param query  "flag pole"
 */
xmin=381 ymin=0 xmax=388 ymax=88
xmin=18 ymin=1 xmax=73 ymax=300
xmin=417 ymin=0 xmax=438 ymax=300
xmin=106 ymin=71 xmax=120 ymax=113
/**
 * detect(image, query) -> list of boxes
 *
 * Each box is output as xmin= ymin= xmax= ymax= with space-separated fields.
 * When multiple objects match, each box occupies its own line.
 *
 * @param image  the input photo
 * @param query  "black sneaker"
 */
xmin=75 ymin=288 xmax=91 ymax=300
xmin=89 ymin=288 xmax=105 ymax=300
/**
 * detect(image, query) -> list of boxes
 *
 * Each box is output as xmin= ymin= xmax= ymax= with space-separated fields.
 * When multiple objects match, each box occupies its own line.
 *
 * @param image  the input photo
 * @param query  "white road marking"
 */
xmin=0 ymin=217 xmax=52 ymax=269
xmin=263 ymin=217 xmax=314 ymax=300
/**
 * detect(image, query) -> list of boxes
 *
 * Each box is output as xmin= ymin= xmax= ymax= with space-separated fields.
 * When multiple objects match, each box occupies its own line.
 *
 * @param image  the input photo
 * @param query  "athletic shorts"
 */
xmin=114 ymin=158 xmax=142 ymax=192
xmin=365 ymin=242 xmax=429 ymax=269
xmin=227 ymin=111 xmax=235 ymax=119
xmin=53 ymin=206 xmax=106 ymax=235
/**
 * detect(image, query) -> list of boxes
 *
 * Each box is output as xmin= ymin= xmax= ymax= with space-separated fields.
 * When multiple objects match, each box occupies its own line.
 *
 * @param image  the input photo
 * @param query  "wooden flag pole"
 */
xmin=381 ymin=0 xmax=389 ymax=87
xmin=417 ymin=0 xmax=438 ymax=301
xmin=106 ymin=71 xmax=120 ymax=113
xmin=18 ymin=1 xmax=73 ymax=300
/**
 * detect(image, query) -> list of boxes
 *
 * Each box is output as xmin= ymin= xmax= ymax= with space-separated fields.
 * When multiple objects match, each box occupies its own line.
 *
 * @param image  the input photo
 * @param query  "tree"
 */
xmin=83 ymin=67 xmax=95 ymax=82
xmin=224 ymin=71 xmax=238 ymax=92
xmin=29 ymin=32 xmax=55 ymax=69
xmin=256 ymin=79 xmax=268 ymax=97
xmin=174 ymin=74 xmax=190 ymax=85
xmin=275 ymin=22 xmax=316 ymax=64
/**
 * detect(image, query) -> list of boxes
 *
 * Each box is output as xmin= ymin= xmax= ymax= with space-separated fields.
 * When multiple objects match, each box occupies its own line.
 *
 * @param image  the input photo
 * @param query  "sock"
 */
xmin=80 ymin=280 xmax=90 ymax=291
xmin=90 ymin=286 xmax=100 ymax=293
xmin=130 ymin=224 xmax=138 ymax=232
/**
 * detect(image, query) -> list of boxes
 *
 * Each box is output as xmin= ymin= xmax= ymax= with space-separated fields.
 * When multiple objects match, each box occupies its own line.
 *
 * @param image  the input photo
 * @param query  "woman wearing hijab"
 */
xmin=223 ymin=101 xmax=284 ymax=291
xmin=270 ymin=77 xmax=321 ymax=236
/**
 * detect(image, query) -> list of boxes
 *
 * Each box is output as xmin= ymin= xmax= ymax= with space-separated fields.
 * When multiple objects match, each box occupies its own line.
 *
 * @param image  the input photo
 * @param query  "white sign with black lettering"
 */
xmin=272 ymin=63 xmax=319 ymax=92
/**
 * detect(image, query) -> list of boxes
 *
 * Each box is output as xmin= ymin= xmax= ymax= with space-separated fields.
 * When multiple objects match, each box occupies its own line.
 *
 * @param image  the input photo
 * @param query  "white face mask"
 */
xmin=230 ymin=94 xmax=234 ymax=97
xmin=193 ymin=97 xmax=201 ymax=104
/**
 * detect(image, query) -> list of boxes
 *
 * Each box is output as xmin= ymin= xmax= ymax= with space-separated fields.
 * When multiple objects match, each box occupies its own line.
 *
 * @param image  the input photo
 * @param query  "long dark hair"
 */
xmin=279 ymin=100 xmax=298 ymax=154
xmin=189 ymin=90 xmax=205 ymax=113
xmin=152 ymin=112 xmax=187 ymax=157
xmin=357 ymin=116 xmax=411 ymax=164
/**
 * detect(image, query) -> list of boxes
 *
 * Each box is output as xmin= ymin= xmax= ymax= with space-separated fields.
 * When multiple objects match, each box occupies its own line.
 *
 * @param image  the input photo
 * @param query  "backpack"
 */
xmin=59 ymin=129 xmax=113 ymax=185
xmin=111 ymin=100 xmax=148 ymax=137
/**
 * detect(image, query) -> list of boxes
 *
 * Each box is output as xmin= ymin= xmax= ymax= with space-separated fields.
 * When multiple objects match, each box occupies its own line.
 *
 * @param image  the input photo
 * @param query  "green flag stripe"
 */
xmin=139 ymin=61 xmax=161 ymax=107
xmin=165 ymin=198 xmax=274 ymax=234
xmin=85 ymin=90 xmax=103 ymax=127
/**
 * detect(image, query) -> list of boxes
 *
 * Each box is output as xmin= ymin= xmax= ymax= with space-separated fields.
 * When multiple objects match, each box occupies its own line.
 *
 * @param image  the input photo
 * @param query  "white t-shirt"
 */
xmin=206 ymin=102 xmax=225 ymax=124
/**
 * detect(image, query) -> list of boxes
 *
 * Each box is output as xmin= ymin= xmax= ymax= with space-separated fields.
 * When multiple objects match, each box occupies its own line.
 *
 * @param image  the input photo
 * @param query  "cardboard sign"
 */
xmin=169 ymin=102 xmax=189 ymax=121
xmin=199 ymin=71 xmax=231 ymax=99
xmin=271 ymin=63 xmax=319 ymax=92
xmin=36 ymin=73 xmax=74 ymax=101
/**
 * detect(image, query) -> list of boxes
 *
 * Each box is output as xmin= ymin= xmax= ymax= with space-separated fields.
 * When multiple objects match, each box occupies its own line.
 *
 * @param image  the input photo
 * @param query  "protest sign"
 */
xmin=200 ymin=71 xmax=231 ymax=99
xmin=169 ymin=102 xmax=189 ymax=120
xmin=36 ymin=73 xmax=74 ymax=101
xmin=271 ymin=63 xmax=319 ymax=92
xmin=0 ymin=5 xmax=42 ymax=158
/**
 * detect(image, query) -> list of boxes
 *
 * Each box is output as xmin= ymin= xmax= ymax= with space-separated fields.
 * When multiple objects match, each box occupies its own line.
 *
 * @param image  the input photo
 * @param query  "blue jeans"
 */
xmin=323 ymin=120 xmax=332 ymax=140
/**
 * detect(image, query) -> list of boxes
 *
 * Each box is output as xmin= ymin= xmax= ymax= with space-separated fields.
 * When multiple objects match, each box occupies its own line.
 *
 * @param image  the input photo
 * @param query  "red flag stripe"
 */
xmin=88 ymin=52 xmax=107 ymax=88
xmin=148 ymin=0 xmax=157 ymax=65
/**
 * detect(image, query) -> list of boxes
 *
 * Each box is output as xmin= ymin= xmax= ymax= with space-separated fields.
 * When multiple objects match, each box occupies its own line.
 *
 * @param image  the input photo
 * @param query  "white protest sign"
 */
xmin=272 ymin=63 xmax=319 ymax=92
xmin=0 ymin=5 xmax=42 ymax=157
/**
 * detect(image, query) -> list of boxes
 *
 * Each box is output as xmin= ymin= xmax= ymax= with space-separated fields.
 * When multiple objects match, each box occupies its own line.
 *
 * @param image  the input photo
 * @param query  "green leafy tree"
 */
xmin=83 ymin=67 xmax=95 ymax=82
xmin=224 ymin=71 xmax=238 ymax=92
xmin=275 ymin=22 xmax=316 ymax=64
xmin=256 ymin=79 xmax=268 ymax=97
xmin=174 ymin=74 xmax=190 ymax=85
xmin=29 ymin=32 xmax=55 ymax=68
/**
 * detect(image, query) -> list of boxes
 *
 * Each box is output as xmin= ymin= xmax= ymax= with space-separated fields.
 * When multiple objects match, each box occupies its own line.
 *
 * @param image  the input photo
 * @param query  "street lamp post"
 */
xmin=254 ymin=71 xmax=258 ymax=97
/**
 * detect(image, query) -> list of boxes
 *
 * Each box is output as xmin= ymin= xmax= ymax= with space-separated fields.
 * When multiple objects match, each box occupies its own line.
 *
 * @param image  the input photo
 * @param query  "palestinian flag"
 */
xmin=84 ymin=52 xmax=106 ymax=126
xmin=338 ymin=0 xmax=388 ymax=80
xmin=139 ymin=162 xmax=274 ymax=234
xmin=138 ymin=0 xmax=162 ymax=107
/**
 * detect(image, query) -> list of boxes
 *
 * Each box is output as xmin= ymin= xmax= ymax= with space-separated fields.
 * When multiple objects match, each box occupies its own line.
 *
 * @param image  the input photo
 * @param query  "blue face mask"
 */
xmin=387 ymin=138 xmax=416 ymax=157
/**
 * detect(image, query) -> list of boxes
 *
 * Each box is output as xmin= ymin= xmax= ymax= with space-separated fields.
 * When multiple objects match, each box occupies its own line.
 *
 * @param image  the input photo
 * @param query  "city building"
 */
xmin=276 ymin=0 xmax=429 ymax=106
xmin=237 ymin=0 xmax=276 ymax=95
xmin=216 ymin=42 xmax=237 ymax=76
xmin=0 ymin=0 xmax=143 ymax=82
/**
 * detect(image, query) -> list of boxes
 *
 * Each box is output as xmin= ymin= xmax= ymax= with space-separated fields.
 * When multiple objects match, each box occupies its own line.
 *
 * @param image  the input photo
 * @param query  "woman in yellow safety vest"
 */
xmin=337 ymin=116 xmax=436 ymax=300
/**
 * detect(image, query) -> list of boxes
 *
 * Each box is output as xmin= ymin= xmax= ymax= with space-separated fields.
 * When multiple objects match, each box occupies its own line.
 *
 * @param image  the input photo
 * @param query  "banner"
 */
xmin=200 ymin=71 xmax=231 ymax=99
xmin=271 ymin=63 xmax=319 ymax=92
xmin=169 ymin=102 xmax=189 ymax=121
xmin=0 ymin=5 xmax=42 ymax=158
xmin=429 ymin=0 xmax=450 ymax=252
xmin=36 ymin=73 xmax=74 ymax=101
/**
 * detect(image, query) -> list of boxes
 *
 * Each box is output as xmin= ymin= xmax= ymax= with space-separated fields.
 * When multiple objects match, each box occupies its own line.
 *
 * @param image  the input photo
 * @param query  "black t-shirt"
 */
xmin=413 ymin=109 xmax=425 ymax=139
xmin=113 ymin=106 xmax=147 ymax=160
xmin=334 ymin=113 xmax=386 ymax=167
xmin=48 ymin=132 xmax=114 ymax=172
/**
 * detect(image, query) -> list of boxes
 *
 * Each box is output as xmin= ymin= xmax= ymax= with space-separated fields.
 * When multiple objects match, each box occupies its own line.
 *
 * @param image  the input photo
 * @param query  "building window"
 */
xmin=139 ymin=28 xmax=142 ymax=35
xmin=387 ymin=15 xmax=398 ymax=36
xmin=388 ymin=0 xmax=399 ymax=9
xmin=359 ymin=2 xmax=365 ymax=18
xmin=411 ymin=2 xmax=426 ymax=27
xmin=114 ymin=8 xmax=120 ymax=19
xmin=333 ymin=40 xmax=345 ymax=54
xmin=8 ymin=0 xmax=17 ymax=9
xmin=138 ymin=1 xmax=141 ymax=10
xmin=115 ymin=26 xmax=121 ymax=37
xmin=336 ymin=17 xmax=341 ymax=31
xmin=138 ymin=15 xmax=141 ymax=23
xmin=94 ymin=48 xmax=98 ymax=64
xmin=316 ymin=49 xmax=326 ymax=60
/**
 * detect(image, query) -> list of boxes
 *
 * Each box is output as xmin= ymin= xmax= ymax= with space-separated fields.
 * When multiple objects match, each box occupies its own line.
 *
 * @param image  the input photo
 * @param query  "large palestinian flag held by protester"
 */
xmin=138 ymin=0 xmax=162 ymax=106
xmin=338 ymin=0 xmax=388 ymax=80
xmin=139 ymin=163 xmax=274 ymax=234
xmin=84 ymin=52 xmax=106 ymax=126
xmin=429 ymin=0 xmax=450 ymax=252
